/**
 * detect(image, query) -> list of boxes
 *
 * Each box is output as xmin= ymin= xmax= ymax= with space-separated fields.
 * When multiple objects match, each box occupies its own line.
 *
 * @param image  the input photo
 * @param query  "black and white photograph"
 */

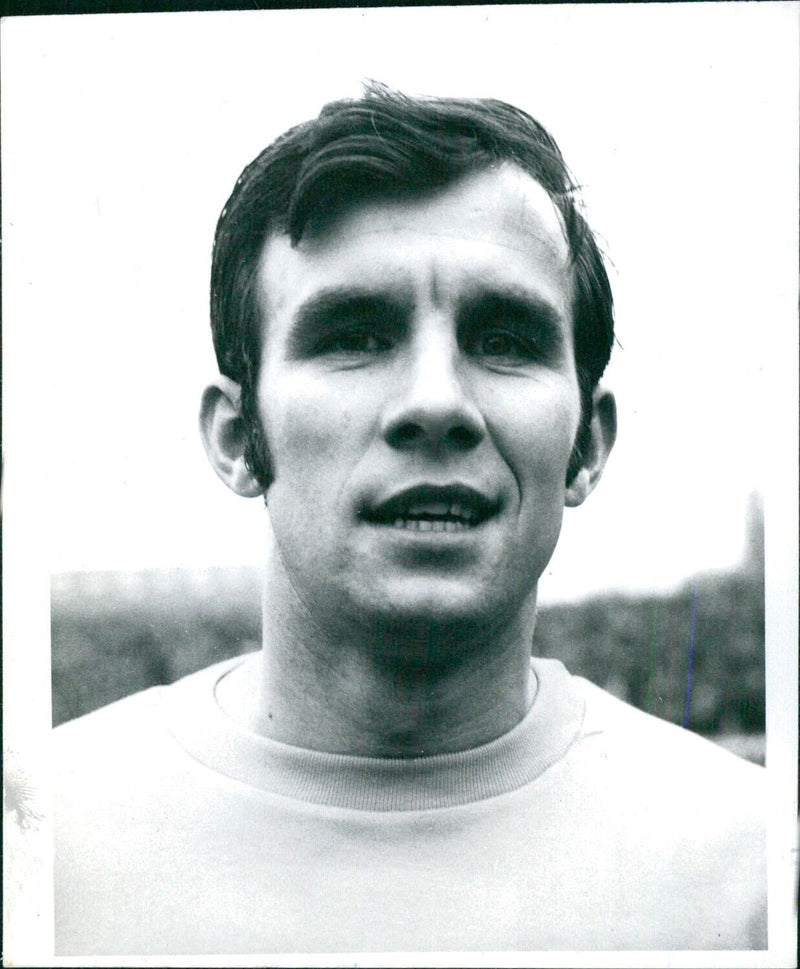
xmin=2 ymin=4 xmax=798 ymax=965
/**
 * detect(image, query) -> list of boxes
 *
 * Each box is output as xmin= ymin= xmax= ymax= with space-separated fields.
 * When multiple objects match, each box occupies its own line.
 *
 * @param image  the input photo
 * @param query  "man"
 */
xmin=54 ymin=84 xmax=766 ymax=954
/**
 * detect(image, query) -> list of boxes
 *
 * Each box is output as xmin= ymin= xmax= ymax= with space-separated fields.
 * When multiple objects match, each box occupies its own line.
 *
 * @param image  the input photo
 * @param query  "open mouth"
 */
xmin=363 ymin=484 xmax=496 ymax=533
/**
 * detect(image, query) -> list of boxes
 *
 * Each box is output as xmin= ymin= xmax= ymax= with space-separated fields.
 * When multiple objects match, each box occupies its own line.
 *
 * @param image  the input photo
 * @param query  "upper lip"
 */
xmin=362 ymin=483 xmax=498 ymax=526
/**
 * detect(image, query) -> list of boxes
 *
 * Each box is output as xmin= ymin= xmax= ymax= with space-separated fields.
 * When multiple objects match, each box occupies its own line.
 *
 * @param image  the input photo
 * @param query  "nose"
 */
xmin=381 ymin=322 xmax=486 ymax=453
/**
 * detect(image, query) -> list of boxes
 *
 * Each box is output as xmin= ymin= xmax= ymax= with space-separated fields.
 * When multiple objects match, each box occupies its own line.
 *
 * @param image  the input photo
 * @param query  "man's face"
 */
xmin=255 ymin=165 xmax=582 ymax=639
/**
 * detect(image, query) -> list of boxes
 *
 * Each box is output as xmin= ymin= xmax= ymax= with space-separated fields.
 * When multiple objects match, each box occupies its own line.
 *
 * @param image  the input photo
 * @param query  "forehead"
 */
xmin=257 ymin=164 xmax=573 ymax=324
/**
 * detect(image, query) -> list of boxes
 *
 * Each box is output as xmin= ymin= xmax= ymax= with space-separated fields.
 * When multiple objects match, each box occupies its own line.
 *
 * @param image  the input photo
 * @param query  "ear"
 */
xmin=565 ymin=386 xmax=617 ymax=508
xmin=199 ymin=376 xmax=264 ymax=498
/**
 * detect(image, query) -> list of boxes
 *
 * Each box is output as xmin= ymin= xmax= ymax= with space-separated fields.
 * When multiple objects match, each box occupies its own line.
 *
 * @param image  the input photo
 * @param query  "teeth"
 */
xmin=449 ymin=501 xmax=475 ymax=522
xmin=406 ymin=501 xmax=450 ymax=517
xmin=380 ymin=493 xmax=489 ymax=530
xmin=393 ymin=501 xmax=477 ymax=524
xmin=391 ymin=517 xmax=470 ymax=532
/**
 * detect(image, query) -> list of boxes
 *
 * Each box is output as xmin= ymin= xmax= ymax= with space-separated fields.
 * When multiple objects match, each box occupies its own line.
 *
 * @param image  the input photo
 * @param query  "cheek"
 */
xmin=259 ymin=372 xmax=362 ymax=491
xmin=498 ymin=388 xmax=580 ymax=580
xmin=489 ymin=378 xmax=582 ymax=493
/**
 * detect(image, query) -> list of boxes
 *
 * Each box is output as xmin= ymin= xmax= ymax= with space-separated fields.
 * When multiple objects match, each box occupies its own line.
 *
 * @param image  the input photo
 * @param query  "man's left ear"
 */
xmin=565 ymin=387 xmax=617 ymax=508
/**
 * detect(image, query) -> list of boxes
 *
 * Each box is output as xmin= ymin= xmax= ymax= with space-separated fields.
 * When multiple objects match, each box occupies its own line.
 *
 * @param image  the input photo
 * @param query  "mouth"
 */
xmin=362 ymin=484 xmax=498 ymax=533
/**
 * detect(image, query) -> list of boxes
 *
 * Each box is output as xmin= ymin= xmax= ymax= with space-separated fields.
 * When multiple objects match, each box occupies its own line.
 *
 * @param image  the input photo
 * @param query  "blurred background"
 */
xmin=4 ymin=6 xmax=795 ymax=767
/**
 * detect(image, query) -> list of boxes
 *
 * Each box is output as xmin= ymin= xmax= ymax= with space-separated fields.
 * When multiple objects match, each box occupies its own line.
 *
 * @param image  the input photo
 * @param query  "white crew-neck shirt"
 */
xmin=54 ymin=656 xmax=766 ymax=955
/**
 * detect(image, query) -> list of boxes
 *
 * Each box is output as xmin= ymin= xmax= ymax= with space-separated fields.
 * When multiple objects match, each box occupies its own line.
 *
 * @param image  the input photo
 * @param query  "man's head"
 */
xmin=209 ymin=83 xmax=614 ymax=491
xmin=201 ymin=85 xmax=616 ymax=640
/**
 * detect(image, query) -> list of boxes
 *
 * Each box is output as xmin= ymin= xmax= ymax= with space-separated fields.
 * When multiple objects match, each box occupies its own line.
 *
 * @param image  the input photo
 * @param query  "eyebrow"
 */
xmin=286 ymin=288 xmax=410 ymax=352
xmin=457 ymin=286 xmax=566 ymax=343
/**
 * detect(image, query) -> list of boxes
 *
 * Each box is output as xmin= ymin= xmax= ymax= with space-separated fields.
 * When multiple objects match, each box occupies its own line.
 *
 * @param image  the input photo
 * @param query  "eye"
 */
xmin=458 ymin=294 xmax=560 ymax=367
xmin=465 ymin=327 xmax=539 ymax=363
xmin=316 ymin=325 xmax=395 ymax=358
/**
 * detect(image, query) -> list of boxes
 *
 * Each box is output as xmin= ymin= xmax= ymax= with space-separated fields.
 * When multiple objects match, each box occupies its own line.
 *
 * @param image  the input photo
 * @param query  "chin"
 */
xmin=352 ymin=576 xmax=526 ymax=646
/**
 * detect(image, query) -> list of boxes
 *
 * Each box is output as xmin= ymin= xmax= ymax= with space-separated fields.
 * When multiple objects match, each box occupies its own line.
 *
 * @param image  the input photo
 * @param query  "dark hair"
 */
xmin=210 ymin=83 xmax=614 ymax=487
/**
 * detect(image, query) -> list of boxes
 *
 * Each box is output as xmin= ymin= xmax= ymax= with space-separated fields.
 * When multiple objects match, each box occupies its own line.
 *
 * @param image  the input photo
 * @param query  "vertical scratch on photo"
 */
xmin=683 ymin=583 xmax=698 ymax=728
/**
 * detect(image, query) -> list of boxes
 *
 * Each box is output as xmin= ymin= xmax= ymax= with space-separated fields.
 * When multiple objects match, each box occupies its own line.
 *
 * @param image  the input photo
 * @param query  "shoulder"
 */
xmin=569 ymin=675 xmax=767 ymax=835
xmin=53 ymin=656 xmax=242 ymax=821
xmin=565 ymin=676 xmax=767 ymax=946
xmin=53 ymin=657 xmax=245 ymax=955
xmin=572 ymin=674 xmax=765 ymax=799
xmin=54 ymin=681 xmax=161 ymax=748
xmin=54 ymin=656 xmax=240 ymax=750
xmin=54 ymin=677 xmax=175 ymax=789
xmin=528 ymin=671 xmax=770 ymax=949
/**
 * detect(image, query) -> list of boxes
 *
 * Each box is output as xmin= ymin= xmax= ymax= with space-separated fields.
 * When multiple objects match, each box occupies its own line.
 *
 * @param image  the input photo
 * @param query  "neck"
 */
xmin=219 ymin=551 xmax=538 ymax=758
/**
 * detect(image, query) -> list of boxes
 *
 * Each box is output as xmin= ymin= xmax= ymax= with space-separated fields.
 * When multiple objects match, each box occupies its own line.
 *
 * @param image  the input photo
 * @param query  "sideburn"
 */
xmin=240 ymin=377 xmax=273 ymax=491
xmin=565 ymin=379 xmax=593 ymax=486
